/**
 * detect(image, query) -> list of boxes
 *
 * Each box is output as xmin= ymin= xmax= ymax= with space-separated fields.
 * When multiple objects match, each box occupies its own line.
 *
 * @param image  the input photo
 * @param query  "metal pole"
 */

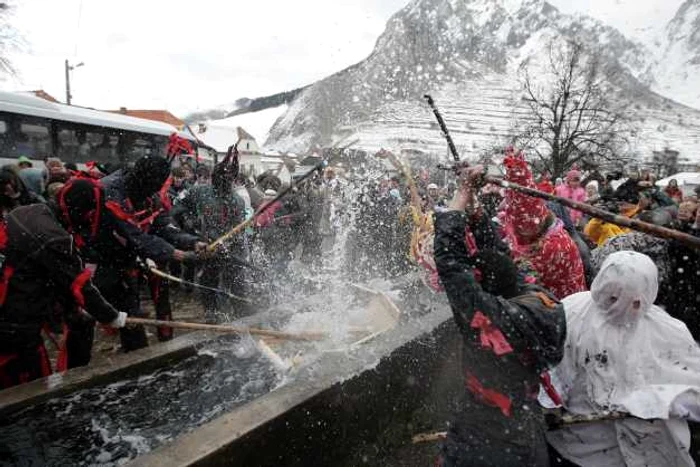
xmin=64 ymin=59 xmax=71 ymax=105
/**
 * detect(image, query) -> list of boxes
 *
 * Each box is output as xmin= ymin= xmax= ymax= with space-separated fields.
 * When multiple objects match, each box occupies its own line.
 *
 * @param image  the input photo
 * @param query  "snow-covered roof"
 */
xmin=0 ymin=91 xmax=190 ymax=139
xmin=656 ymin=172 xmax=700 ymax=187
xmin=213 ymin=104 xmax=288 ymax=147
xmin=194 ymin=125 xmax=240 ymax=153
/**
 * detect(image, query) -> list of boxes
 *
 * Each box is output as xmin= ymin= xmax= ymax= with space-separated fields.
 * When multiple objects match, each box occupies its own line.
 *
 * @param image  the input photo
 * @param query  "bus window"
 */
xmin=153 ymin=135 xmax=168 ymax=157
xmin=0 ymin=119 xmax=9 ymax=159
xmin=85 ymin=130 xmax=118 ymax=165
xmin=57 ymin=126 xmax=80 ymax=164
xmin=118 ymin=133 xmax=158 ymax=163
xmin=13 ymin=117 xmax=52 ymax=160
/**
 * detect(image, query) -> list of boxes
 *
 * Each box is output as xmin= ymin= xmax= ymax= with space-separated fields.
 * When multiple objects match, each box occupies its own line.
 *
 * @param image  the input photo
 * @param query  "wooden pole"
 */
xmin=412 ymin=431 xmax=448 ymax=444
xmin=483 ymin=175 xmax=700 ymax=250
xmin=208 ymin=160 xmax=327 ymax=251
xmin=125 ymin=317 xmax=325 ymax=342
xmin=147 ymin=266 xmax=252 ymax=304
xmin=411 ymin=411 xmax=632 ymax=444
xmin=423 ymin=94 xmax=460 ymax=162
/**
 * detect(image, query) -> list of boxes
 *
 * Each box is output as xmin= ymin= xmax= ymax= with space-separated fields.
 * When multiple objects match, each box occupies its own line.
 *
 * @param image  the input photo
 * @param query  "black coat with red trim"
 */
xmin=0 ymin=204 xmax=119 ymax=352
xmin=434 ymin=210 xmax=566 ymax=465
xmin=100 ymin=170 xmax=198 ymax=264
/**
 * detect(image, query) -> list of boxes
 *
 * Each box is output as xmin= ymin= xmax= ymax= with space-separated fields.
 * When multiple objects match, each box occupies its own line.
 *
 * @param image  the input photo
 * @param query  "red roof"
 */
xmin=29 ymin=90 xmax=60 ymax=103
xmin=107 ymin=108 xmax=185 ymax=128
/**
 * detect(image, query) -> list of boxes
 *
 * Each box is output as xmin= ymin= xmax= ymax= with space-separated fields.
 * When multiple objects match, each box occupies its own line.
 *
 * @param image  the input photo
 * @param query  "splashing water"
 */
xmin=0 ymin=165 xmax=444 ymax=466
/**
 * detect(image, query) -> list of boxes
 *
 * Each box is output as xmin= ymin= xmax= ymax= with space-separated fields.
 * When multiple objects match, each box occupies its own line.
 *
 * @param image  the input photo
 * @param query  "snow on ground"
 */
xmin=212 ymin=104 xmax=288 ymax=148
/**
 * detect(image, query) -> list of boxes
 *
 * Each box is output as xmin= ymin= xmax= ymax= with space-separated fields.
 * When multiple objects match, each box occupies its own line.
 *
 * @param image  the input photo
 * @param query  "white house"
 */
xmin=193 ymin=122 xmax=295 ymax=181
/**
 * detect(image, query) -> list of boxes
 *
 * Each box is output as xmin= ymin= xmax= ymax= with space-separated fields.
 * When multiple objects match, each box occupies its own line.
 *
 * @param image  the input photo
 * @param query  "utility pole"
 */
xmin=64 ymin=59 xmax=84 ymax=105
xmin=64 ymin=59 xmax=70 ymax=105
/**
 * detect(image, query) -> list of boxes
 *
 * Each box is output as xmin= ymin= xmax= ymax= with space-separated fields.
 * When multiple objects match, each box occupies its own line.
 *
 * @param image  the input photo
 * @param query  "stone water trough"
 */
xmin=0 ymin=282 xmax=465 ymax=467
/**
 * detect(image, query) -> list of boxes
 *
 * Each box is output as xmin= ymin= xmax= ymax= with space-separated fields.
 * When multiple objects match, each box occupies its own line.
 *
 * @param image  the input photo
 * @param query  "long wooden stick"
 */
xmin=125 ymin=317 xmax=325 ymax=341
xmin=412 ymin=431 xmax=448 ymax=444
xmin=411 ymin=411 xmax=633 ymax=444
xmin=208 ymin=160 xmax=327 ymax=251
xmin=483 ymin=175 xmax=700 ymax=250
xmin=424 ymin=94 xmax=460 ymax=162
xmin=148 ymin=266 xmax=252 ymax=304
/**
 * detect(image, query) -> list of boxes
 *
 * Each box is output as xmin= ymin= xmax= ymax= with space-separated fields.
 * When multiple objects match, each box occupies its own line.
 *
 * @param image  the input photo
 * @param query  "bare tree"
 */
xmin=0 ymin=2 xmax=21 ymax=76
xmin=516 ymin=40 xmax=631 ymax=178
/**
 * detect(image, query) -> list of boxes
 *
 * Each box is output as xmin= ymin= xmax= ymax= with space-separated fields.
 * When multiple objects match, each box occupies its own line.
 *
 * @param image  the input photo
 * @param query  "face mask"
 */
xmin=591 ymin=251 xmax=658 ymax=326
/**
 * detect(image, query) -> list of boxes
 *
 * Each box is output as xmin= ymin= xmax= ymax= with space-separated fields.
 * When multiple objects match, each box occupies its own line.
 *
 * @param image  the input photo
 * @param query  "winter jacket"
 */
xmin=171 ymin=184 xmax=245 ymax=242
xmin=665 ymin=223 xmax=700 ymax=339
xmin=101 ymin=170 xmax=198 ymax=264
xmin=434 ymin=210 xmax=566 ymax=467
xmin=592 ymin=232 xmax=670 ymax=284
xmin=555 ymin=184 xmax=586 ymax=224
xmin=18 ymin=168 xmax=46 ymax=199
xmin=547 ymin=201 xmax=595 ymax=284
xmin=665 ymin=186 xmax=684 ymax=203
xmin=0 ymin=204 xmax=118 ymax=352
xmin=584 ymin=217 xmax=629 ymax=247
xmin=503 ymin=151 xmax=587 ymax=299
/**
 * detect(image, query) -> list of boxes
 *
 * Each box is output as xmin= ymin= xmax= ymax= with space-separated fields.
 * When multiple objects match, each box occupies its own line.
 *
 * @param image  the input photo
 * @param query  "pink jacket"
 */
xmin=555 ymin=184 xmax=586 ymax=223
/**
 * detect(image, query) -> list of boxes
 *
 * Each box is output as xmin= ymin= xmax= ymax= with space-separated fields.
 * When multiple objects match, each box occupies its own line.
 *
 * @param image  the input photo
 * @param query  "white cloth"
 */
xmin=546 ymin=251 xmax=700 ymax=467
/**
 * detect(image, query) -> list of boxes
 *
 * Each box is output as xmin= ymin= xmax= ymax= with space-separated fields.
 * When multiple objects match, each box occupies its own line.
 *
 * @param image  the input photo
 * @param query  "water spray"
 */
xmin=208 ymin=160 xmax=328 ymax=252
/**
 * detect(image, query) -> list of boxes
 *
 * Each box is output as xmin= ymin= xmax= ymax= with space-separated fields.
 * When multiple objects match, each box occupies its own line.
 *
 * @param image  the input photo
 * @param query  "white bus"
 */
xmin=0 ymin=91 xmax=207 ymax=168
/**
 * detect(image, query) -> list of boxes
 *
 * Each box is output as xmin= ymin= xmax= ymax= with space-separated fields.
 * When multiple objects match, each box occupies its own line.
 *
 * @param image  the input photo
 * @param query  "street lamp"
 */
xmin=64 ymin=60 xmax=84 ymax=105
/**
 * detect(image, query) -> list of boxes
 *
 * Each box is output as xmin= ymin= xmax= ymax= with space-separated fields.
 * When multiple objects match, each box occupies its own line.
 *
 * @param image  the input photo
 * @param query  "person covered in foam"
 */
xmin=545 ymin=250 xmax=700 ymax=467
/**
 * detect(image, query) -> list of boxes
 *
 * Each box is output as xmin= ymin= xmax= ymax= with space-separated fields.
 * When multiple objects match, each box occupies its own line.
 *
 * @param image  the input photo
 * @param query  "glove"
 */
xmin=172 ymin=249 xmax=197 ymax=263
xmin=194 ymin=242 xmax=216 ymax=261
xmin=108 ymin=311 xmax=128 ymax=329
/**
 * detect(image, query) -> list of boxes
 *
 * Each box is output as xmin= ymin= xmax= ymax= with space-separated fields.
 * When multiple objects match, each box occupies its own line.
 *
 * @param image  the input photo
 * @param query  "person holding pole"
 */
xmin=434 ymin=164 xmax=566 ymax=466
xmin=171 ymin=149 xmax=246 ymax=323
xmin=0 ymin=180 xmax=126 ymax=389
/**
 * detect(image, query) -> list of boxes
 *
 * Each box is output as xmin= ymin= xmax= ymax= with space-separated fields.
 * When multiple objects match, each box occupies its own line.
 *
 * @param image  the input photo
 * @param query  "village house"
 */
xmin=194 ymin=122 xmax=296 ymax=183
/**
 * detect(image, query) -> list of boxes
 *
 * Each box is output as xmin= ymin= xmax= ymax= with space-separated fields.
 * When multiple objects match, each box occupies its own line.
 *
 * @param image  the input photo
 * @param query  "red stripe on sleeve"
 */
xmin=71 ymin=268 xmax=93 ymax=308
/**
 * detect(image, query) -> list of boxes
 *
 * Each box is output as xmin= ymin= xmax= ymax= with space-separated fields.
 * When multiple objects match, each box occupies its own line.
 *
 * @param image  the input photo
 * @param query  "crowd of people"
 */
xmin=0 ymin=139 xmax=346 ymax=388
xmin=0 ymin=139 xmax=700 ymax=466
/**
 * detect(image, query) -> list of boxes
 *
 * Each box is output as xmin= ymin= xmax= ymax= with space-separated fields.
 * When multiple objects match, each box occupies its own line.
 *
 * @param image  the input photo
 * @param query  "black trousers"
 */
xmin=64 ymin=311 xmax=96 ymax=369
xmin=0 ymin=345 xmax=51 ymax=390
xmin=148 ymin=267 xmax=173 ymax=342
xmin=93 ymin=265 xmax=148 ymax=352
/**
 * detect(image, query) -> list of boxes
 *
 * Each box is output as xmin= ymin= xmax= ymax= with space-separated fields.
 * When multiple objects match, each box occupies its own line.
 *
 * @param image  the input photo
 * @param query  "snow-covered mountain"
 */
xmin=650 ymin=0 xmax=700 ymax=109
xmin=263 ymin=0 xmax=700 ymax=162
xmin=547 ymin=0 xmax=700 ymax=109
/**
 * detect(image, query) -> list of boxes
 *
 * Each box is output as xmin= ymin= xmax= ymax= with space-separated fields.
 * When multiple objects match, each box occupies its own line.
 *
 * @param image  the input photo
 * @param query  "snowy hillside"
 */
xmin=265 ymin=0 xmax=700 ymax=163
xmin=544 ymin=0 xmax=700 ymax=110
xmin=209 ymin=104 xmax=288 ymax=146
xmin=650 ymin=0 xmax=700 ymax=109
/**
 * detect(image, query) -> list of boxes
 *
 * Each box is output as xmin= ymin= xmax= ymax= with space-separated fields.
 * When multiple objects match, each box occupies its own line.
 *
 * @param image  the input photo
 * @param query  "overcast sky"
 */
xmin=4 ymin=0 xmax=410 ymax=115
xmin=2 ymin=0 xmax=682 ymax=116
